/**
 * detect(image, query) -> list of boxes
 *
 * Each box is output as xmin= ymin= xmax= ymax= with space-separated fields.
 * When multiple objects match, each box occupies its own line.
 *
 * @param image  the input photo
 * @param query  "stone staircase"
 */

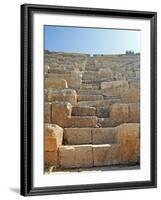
xmin=44 ymin=51 xmax=140 ymax=171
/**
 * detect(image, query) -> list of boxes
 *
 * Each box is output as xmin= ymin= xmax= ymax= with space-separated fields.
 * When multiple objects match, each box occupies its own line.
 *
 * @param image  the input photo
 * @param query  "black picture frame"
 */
xmin=20 ymin=3 xmax=157 ymax=196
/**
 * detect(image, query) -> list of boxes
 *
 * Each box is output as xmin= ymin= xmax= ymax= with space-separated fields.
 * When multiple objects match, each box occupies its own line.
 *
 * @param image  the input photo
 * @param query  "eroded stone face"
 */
xmin=44 ymin=151 xmax=58 ymax=166
xmin=47 ymin=71 xmax=82 ymax=89
xmin=45 ymin=78 xmax=68 ymax=89
xmin=44 ymin=103 xmax=51 ymax=123
xmin=69 ymin=116 xmax=98 ymax=128
xmin=117 ymin=123 xmax=140 ymax=164
xmin=59 ymin=145 xmax=93 ymax=168
xmin=120 ymin=88 xmax=140 ymax=103
xmin=110 ymin=103 xmax=140 ymax=123
xmin=93 ymin=144 xmax=121 ymax=166
xmin=92 ymin=128 xmax=117 ymax=144
xmin=97 ymin=68 xmax=113 ymax=78
xmin=45 ymin=89 xmax=77 ymax=106
xmin=72 ymin=106 xmax=96 ymax=116
xmin=51 ymin=102 xmax=72 ymax=127
xmin=64 ymin=128 xmax=92 ymax=145
xmin=101 ymin=81 xmax=129 ymax=97
xmin=44 ymin=123 xmax=63 ymax=151
xmin=77 ymin=95 xmax=104 ymax=102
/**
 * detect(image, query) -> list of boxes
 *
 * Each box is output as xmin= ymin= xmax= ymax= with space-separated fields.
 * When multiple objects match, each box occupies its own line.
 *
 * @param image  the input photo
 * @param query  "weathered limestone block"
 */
xmin=59 ymin=145 xmax=93 ymax=168
xmin=93 ymin=144 xmax=121 ymax=166
xmin=45 ymin=89 xmax=77 ymax=106
xmin=98 ymin=117 xmax=120 ymax=127
xmin=129 ymin=80 xmax=140 ymax=89
xmin=120 ymin=88 xmax=140 ymax=103
xmin=96 ymin=107 xmax=110 ymax=118
xmin=128 ymin=103 xmax=140 ymax=123
xmin=44 ymin=123 xmax=63 ymax=151
xmin=47 ymin=71 xmax=82 ymax=89
xmin=72 ymin=106 xmax=96 ymax=116
xmin=81 ymin=83 xmax=99 ymax=90
xmin=117 ymin=123 xmax=140 ymax=164
xmin=69 ymin=116 xmax=98 ymax=128
xmin=77 ymin=99 xmax=121 ymax=107
xmin=44 ymin=103 xmax=51 ymax=123
xmin=44 ymin=151 xmax=58 ymax=166
xmin=110 ymin=103 xmax=129 ymax=123
xmin=82 ymin=71 xmax=97 ymax=80
xmin=52 ymin=102 xmax=72 ymax=127
xmin=92 ymin=128 xmax=117 ymax=144
xmin=97 ymin=68 xmax=113 ymax=78
xmin=78 ymin=89 xmax=102 ymax=95
xmin=78 ymin=95 xmax=104 ymax=102
xmin=101 ymin=81 xmax=129 ymax=97
xmin=45 ymin=78 xmax=68 ymax=89
xmin=110 ymin=103 xmax=140 ymax=123
xmin=64 ymin=128 xmax=91 ymax=144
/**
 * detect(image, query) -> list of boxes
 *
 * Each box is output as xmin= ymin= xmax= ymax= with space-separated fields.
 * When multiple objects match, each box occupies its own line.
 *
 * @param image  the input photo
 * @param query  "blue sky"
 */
xmin=44 ymin=25 xmax=140 ymax=55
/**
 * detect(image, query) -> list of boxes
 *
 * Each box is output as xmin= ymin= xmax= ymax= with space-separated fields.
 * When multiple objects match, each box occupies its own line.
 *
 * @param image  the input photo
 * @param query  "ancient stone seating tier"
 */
xmin=44 ymin=51 xmax=140 ymax=171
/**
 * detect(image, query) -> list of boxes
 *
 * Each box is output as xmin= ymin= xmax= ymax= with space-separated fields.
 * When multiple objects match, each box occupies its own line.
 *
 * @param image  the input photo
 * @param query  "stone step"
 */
xmin=82 ymin=78 xmax=113 ymax=84
xmin=77 ymin=99 xmax=121 ymax=107
xmin=63 ymin=128 xmax=117 ymax=145
xmin=103 ymin=96 xmax=120 ymax=100
xmin=98 ymin=118 xmax=121 ymax=127
xmin=58 ymin=144 xmax=120 ymax=169
xmin=93 ymin=144 xmax=120 ymax=166
xmin=82 ymin=79 xmax=94 ymax=84
xmin=77 ymin=89 xmax=102 ymax=95
xmin=85 ymin=67 xmax=99 ymax=71
xmin=45 ymin=88 xmax=77 ymax=106
xmin=69 ymin=116 xmax=99 ymax=128
xmin=96 ymin=107 xmax=110 ymax=118
xmin=59 ymin=144 xmax=93 ymax=168
xmin=72 ymin=106 xmax=96 ymax=116
xmin=81 ymin=83 xmax=100 ymax=90
xmin=71 ymin=106 xmax=109 ymax=118
xmin=77 ymin=94 xmax=104 ymax=102
xmin=98 ymin=118 xmax=114 ymax=127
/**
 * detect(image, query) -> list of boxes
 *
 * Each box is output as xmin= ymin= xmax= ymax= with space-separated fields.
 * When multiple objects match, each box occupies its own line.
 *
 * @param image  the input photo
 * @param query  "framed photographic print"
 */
xmin=21 ymin=4 xmax=157 ymax=196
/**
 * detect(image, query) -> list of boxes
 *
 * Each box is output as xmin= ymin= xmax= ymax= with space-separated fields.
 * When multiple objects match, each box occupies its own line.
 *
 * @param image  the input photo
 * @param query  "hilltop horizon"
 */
xmin=44 ymin=49 xmax=140 ymax=56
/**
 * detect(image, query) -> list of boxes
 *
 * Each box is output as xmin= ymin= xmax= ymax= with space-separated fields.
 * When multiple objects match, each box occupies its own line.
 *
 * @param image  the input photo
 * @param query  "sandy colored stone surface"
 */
xmin=44 ymin=123 xmax=63 ymax=151
xmin=110 ymin=103 xmax=140 ymax=123
xmin=44 ymin=103 xmax=51 ymax=123
xmin=77 ymin=99 xmax=121 ymax=107
xmin=117 ymin=123 xmax=140 ymax=164
xmin=47 ymin=71 xmax=82 ymax=89
xmin=120 ymin=88 xmax=140 ymax=103
xmin=96 ymin=107 xmax=110 ymax=118
xmin=69 ymin=116 xmax=98 ymax=128
xmin=97 ymin=68 xmax=113 ymax=78
xmin=93 ymin=144 xmax=121 ymax=166
xmin=52 ymin=102 xmax=72 ymax=128
xmin=64 ymin=128 xmax=91 ymax=145
xmin=101 ymin=81 xmax=129 ymax=97
xmin=72 ymin=106 xmax=96 ymax=116
xmin=77 ymin=95 xmax=104 ymax=102
xmin=45 ymin=78 xmax=68 ymax=89
xmin=78 ymin=89 xmax=102 ymax=95
xmin=128 ymin=103 xmax=140 ymax=122
xmin=44 ymin=151 xmax=58 ymax=166
xmin=59 ymin=145 xmax=93 ymax=168
xmin=92 ymin=128 xmax=117 ymax=144
xmin=110 ymin=103 xmax=129 ymax=123
xmin=45 ymin=88 xmax=77 ymax=106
